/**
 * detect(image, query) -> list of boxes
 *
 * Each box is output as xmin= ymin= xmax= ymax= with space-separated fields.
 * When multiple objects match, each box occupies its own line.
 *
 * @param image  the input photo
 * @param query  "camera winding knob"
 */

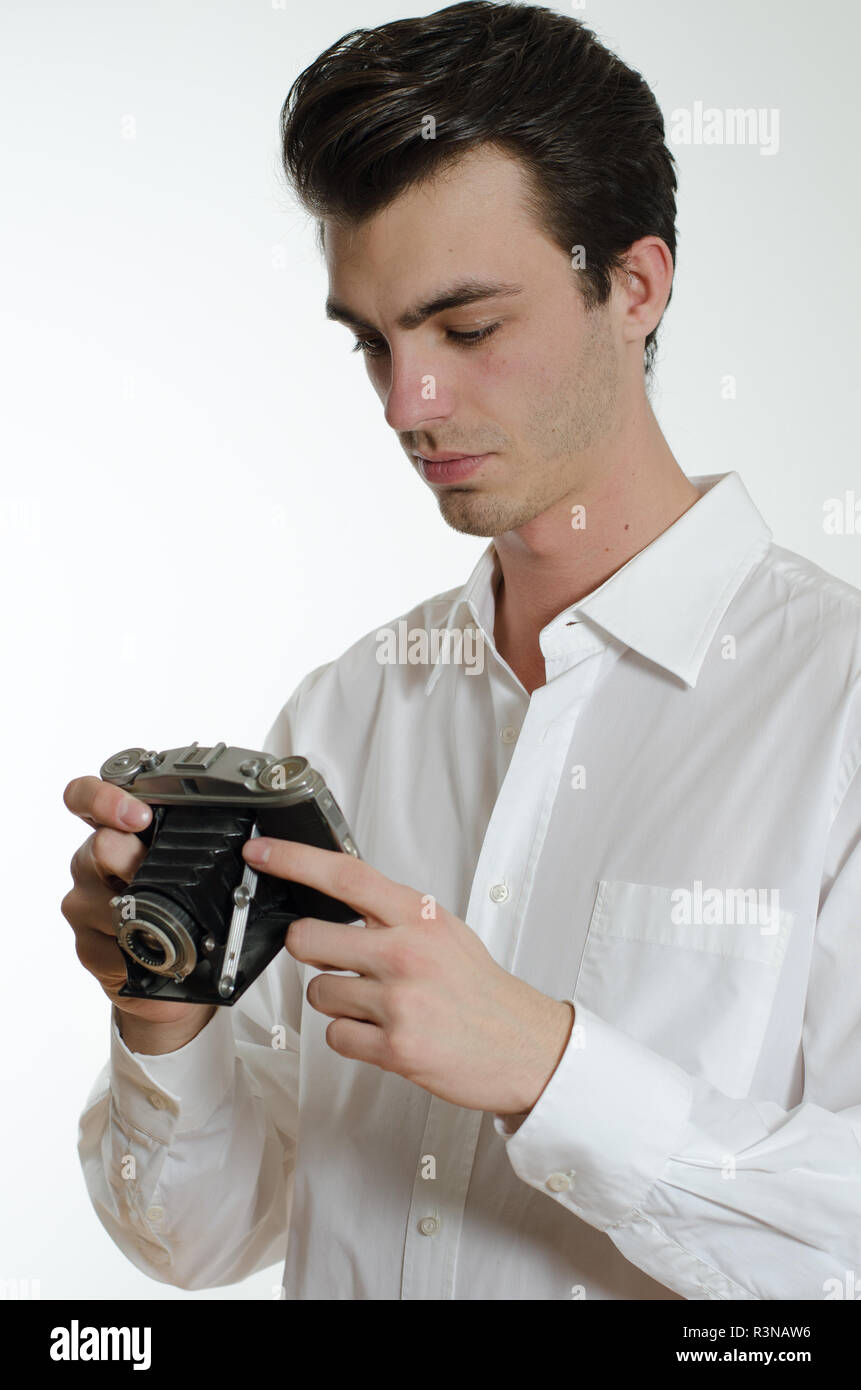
xmin=256 ymin=757 xmax=307 ymax=791
xmin=101 ymin=748 xmax=164 ymax=782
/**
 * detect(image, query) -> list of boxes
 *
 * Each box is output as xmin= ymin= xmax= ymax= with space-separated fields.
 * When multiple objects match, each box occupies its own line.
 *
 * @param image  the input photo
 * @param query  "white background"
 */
xmin=1 ymin=0 xmax=859 ymax=1300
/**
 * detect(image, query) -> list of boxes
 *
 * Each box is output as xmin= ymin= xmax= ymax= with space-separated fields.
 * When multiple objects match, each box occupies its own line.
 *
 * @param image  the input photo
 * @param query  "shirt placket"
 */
xmin=400 ymin=622 xmax=609 ymax=1299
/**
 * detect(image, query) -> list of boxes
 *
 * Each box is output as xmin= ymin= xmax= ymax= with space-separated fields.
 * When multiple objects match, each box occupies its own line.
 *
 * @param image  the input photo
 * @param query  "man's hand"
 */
xmin=242 ymin=836 xmax=575 ymax=1115
xmin=61 ymin=775 xmax=217 ymax=1053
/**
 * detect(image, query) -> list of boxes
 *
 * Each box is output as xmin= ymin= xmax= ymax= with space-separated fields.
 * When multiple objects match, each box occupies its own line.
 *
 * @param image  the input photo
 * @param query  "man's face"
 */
xmin=323 ymin=144 xmax=627 ymax=538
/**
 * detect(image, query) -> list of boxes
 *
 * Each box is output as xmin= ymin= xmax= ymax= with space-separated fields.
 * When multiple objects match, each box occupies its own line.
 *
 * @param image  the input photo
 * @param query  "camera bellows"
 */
xmin=121 ymin=806 xmax=254 ymax=982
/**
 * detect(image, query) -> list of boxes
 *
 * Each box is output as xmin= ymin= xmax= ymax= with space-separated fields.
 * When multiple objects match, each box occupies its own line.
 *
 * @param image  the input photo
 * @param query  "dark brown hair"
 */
xmin=280 ymin=0 xmax=678 ymax=377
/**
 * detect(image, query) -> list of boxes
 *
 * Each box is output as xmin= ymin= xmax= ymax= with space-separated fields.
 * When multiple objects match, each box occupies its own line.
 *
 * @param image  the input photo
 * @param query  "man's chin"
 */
xmin=435 ymin=490 xmax=541 ymax=538
xmin=435 ymin=493 xmax=500 ymax=537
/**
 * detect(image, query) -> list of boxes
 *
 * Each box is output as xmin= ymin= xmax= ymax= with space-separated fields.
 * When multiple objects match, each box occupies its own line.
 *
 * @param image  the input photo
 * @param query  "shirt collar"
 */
xmin=424 ymin=471 xmax=772 ymax=695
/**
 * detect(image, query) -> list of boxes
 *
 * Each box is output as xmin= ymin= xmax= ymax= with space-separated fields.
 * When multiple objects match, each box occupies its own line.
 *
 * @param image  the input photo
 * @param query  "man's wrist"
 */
xmin=510 ymin=998 xmax=575 ymax=1117
xmin=113 ymin=1004 xmax=217 ymax=1056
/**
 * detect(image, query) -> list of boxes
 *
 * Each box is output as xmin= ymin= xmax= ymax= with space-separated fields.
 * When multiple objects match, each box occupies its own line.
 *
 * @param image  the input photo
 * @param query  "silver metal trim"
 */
xmin=218 ymin=826 xmax=259 ymax=998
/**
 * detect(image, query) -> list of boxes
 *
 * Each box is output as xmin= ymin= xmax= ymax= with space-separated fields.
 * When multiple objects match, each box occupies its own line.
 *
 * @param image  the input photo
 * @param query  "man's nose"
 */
xmin=382 ymin=349 xmax=453 ymax=433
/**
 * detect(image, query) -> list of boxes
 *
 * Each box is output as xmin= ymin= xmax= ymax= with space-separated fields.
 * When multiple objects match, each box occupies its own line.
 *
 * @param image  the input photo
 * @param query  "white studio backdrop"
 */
xmin=1 ymin=0 xmax=858 ymax=1300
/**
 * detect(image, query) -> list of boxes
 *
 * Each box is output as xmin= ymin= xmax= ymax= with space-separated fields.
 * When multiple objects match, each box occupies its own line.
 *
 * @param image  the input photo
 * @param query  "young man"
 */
xmin=66 ymin=2 xmax=861 ymax=1299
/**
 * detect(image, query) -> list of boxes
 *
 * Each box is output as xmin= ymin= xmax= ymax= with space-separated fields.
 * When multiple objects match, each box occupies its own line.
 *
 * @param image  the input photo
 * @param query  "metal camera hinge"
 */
xmin=217 ymin=824 xmax=260 ymax=999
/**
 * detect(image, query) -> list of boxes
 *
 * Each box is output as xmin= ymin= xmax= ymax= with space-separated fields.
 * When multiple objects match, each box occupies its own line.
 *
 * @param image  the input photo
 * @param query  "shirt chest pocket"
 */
xmin=573 ymin=879 xmax=794 ymax=1096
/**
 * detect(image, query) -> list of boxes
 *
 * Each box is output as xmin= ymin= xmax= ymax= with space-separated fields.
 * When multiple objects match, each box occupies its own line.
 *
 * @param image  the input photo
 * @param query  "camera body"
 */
xmin=100 ymin=742 xmax=362 ymax=1006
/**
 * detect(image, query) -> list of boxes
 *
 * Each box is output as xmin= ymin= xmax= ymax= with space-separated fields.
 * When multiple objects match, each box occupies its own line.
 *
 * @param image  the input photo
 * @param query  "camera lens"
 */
xmin=116 ymin=893 xmax=198 ymax=978
xmin=131 ymin=927 xmax=169 ymax=968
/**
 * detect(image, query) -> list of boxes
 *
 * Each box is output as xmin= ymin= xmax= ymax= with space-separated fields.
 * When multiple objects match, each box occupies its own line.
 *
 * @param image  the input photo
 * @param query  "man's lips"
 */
xmin=415 ymin=451 xmax=482 ymax=463
xmin=414 ymin=452 xmax=492 ymax=484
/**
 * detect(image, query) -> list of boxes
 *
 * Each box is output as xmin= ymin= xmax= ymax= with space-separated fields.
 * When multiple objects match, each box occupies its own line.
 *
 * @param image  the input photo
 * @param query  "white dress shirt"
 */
xmin=78 ymin=470 xmax=861 ymax=1300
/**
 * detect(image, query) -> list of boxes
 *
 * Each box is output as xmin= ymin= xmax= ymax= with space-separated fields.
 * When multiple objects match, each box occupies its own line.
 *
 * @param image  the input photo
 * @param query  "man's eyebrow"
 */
xmin=325 ymin=279 xmax=524 ymax=334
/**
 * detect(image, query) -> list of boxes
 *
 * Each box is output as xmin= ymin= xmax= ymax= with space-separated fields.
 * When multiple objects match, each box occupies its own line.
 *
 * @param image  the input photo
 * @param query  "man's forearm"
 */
xmin=82 ymin=999 xmax=294 ymax=1289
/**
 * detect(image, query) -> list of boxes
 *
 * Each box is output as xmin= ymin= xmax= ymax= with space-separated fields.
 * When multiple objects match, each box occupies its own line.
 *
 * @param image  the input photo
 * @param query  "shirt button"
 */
xmin=146 ymin=1206 xmax=164 ymax=1224
xmin=418 ymin=1216 xmax=440 ymax=1237
xmin=500 ymin=725 xmax=518 ymax=743
xmin=546 ymin=1172 xmax=572 ymax=1193
xmin=148 ymin=1093 xmax=166 ymax=1109
xmin=489 ymin=883 xmax=510 ymax=903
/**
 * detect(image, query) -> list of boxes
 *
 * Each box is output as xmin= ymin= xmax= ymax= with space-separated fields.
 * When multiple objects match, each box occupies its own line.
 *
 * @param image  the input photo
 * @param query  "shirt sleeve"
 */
xmin=76 ymin=684 xmax=310 ymax=1291
xmin=493 ymin=759 xmax=861 ymax=1301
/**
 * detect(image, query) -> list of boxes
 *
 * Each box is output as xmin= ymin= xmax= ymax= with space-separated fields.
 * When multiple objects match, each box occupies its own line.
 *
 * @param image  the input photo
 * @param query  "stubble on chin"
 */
xmin=434 ymin=481 xmax=551 ymax=538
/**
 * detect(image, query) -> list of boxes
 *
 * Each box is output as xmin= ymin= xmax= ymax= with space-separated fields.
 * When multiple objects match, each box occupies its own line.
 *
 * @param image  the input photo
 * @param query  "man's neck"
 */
xmin=491 ymin=428 xmax=702 ymax=696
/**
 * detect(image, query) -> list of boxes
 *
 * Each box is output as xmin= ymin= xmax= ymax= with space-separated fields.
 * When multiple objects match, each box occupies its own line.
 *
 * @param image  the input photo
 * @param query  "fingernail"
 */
xmin=120 ymin=797 xmax=151 ymax=828
xmin=244 ymin=839 xmax=270 ymax=865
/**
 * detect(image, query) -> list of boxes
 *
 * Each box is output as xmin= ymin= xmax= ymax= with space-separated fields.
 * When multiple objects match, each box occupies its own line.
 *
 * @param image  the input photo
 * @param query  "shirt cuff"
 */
xmin=110 ymin=1004 xmax=237 ymax=1138
xmin=493 ymin=1003 xmax=693 ymax=1228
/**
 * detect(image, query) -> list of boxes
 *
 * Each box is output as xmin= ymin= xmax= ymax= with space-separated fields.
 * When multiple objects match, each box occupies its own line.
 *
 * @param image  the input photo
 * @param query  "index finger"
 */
xmin=243 ymin=837 xmax=421 ymax=928
xmin=63 ymin=774 xmax=152 ymax=832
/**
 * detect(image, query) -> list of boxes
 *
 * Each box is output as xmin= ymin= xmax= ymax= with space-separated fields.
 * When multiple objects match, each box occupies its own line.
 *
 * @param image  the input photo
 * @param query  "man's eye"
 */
xmin=351 ymin=337 xmax=387 ymax=357
xmin=447 ymin=324 xmax=500 ymax=347
xmin=351 ymin=324 xmax=501 ymax=356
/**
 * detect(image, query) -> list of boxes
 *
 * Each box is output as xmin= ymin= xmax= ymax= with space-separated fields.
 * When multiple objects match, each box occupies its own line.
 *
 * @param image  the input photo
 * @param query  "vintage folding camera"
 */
xmin=100 ymin=742 xmax=362 ymax=1006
